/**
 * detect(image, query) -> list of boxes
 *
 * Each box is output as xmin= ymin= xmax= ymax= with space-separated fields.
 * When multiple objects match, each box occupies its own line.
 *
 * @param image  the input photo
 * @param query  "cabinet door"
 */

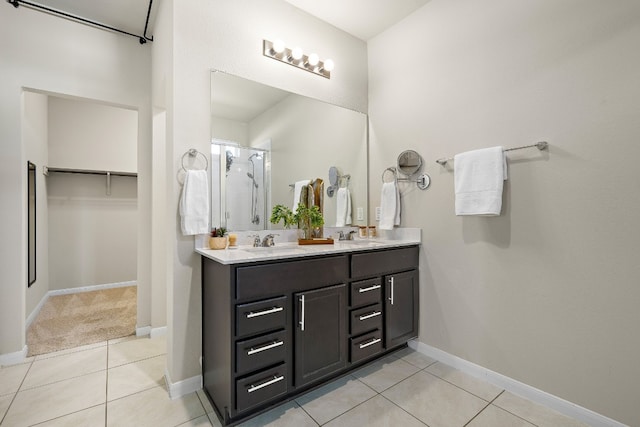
xmin=294 ymin=284 xmax=347 ymax=387
xmin=384 ymin=270 xmax=419 ymax=349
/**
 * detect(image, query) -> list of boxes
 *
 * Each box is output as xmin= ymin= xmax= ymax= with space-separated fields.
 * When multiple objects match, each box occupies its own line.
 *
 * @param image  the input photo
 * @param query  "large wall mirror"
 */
xmin=210 ymin=70 xmax=368 ymax=231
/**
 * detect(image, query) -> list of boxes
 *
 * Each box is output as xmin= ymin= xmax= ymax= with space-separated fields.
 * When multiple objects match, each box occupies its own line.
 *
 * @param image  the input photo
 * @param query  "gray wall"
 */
xmin=368 ymin=1 xmax=640 ymax=425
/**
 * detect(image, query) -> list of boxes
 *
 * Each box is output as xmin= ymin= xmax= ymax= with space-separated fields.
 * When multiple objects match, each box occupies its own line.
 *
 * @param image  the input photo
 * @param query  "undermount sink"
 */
xmin=335 ymin=239 xmax=384 ymax=245
xmin=239 ymin=245 xmax=305 ymax=254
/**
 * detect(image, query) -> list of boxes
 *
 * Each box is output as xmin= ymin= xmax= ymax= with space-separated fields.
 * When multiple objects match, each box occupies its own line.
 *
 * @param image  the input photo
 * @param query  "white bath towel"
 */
xmin=454 ymin=146 xmax=507 ymax=216
xmin=180 ymin=170 xmax=210 ymax=235
xmin=335 ymin=187 xmax=352 ymax=227
xmin=379 ymin=181 xmax=399 ymax=230
xmin=292 ymin=180 xmax=310 ymax=210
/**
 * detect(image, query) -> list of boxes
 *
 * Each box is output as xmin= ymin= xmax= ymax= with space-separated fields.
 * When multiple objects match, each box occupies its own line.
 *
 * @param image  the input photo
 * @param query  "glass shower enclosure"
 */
xmin=211 ymin=141 xmax=269 ymax=231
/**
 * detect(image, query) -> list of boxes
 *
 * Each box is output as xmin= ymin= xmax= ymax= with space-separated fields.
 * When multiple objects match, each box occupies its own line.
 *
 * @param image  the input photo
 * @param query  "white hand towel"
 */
xmin=180 ymin=170 xmax=210 ymax=235
xmin=335 ymin=187 xmax=352 ymax=227
xmin=394 ymin=183 xmax=401 ymax=226
xmin=379 ymin=181 xmax=398 ymax=230
xmin=293 ymin=180 xmax=310 ymax=210
xmin=454 ymin=146 xmax=507 ymax=216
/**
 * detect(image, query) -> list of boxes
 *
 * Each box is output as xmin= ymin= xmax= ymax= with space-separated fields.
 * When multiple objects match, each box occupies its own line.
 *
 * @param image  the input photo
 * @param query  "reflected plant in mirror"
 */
xmin=210 ymin=70 xmax=368 ymax=232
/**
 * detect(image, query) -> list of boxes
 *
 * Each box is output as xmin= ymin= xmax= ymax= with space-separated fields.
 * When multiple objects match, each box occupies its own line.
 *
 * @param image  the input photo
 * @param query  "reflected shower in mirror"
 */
xmin=210 ymin=70 xmax=368 ymax=231
xmin=211 ymin=141 xmax=269 ymax=231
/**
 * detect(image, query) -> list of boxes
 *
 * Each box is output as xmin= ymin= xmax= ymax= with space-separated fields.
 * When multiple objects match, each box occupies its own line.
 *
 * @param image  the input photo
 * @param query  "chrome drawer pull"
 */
xmin=247 ymin=340 xmax=284 ymax=355
xmin=358 ymin=284 xmax=381 ymax=293
xmin=299 ymin=295 xmax=305 ymax=331
xmin=246 ymin=306 xmax=283 ymax=318
xmin=359 ymin=338 xmax=381 ymax=349
xmin=247 ymin=375 xmax=285 ymax=393
xmin=359 ymin=311 xmax=381 ymax=321
xmin=389 ymin=277 xmax=394 ymax=305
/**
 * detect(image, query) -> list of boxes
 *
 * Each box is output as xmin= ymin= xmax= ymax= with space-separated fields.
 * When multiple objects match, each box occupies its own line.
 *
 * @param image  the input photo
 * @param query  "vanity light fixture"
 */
xmin=263 ymin=39 xmax=333 ymax=79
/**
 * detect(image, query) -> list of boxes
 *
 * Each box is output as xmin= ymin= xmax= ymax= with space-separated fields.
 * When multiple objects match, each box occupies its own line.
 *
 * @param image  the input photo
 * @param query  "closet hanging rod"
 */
xmin=44 ymin=167 xmax=137 ymax=177
xmin=435 ymin=141 xmax=548 ymax=166
xmin=7 ymin=0 xmax=154 ymax=44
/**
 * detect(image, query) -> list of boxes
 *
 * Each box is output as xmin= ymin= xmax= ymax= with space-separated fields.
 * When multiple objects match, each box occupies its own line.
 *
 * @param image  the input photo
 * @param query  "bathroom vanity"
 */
xmin=199 ymin=240 xmax=419 ymax=425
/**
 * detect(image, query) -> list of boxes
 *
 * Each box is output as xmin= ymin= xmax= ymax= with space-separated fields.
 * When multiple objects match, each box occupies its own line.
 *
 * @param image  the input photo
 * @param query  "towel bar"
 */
xmin=381 ymin=167 xmax=430 ymax=190
xmin=436 ymin=141 xmax=548 ymax=165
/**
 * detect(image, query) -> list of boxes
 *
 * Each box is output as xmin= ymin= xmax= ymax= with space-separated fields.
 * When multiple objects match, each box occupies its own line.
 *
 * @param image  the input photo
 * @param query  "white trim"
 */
xmin=0 ymin=345 xmax=28 ymax=366
xmin=409 ymin=340 xmax=626 ymax=427
xmin=136 ymin=326 xmax=152 ymax=336
xmin=48 ymin=280 xmax=136 ymax=297
xmin=26 ymin=292 xmax=50 ymax=329
xmin=164 ymin=368 xmax=203 ymax=400
xmin=150 ymin=326 xmax=167 ymax=339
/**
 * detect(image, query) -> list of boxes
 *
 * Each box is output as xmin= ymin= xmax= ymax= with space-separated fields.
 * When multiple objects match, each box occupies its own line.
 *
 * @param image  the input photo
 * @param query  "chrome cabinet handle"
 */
xmin=247 ymin=375 xmax=284 ymax=393
xmin=359 ymin=338 xmax=381 ymax=349
xmin=358 ymin=284 xmax=381 ymax=293
xmin=389 ymin=277 xmax=394 ymax=305
xmin=246 ymin=306 xmax=283 ymax=318
xmin=359 ymin=311 xmax=382 ymax=321
xmin=247 ymin=340 xmax=284 ymax=355
xmin=299 ymin=295 xmax=305 ymax=331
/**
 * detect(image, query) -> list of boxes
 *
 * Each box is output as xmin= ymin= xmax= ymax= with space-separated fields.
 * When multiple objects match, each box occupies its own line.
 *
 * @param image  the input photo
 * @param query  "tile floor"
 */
xmin=0 ymin=337 xmax=589 ymax=427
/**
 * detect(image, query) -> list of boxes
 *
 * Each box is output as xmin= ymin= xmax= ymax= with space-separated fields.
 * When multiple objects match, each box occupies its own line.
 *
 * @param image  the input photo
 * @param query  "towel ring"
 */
xmin=181 ymin=148 xmax=209 ymax=172
xmin=381 ymin=167 xmax=398 ymax=183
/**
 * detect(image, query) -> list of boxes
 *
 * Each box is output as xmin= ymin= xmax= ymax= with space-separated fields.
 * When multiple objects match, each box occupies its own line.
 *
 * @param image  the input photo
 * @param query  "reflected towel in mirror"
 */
xmin=335 ymin=187 xmax=352 ymax=227
xmin=293 ymin=180 xmax=311 ymax=210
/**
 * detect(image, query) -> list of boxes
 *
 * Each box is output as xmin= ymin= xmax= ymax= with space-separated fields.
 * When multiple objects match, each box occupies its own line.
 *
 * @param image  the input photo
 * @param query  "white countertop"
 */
xmin=195 ymin=228 xmax=421 ymax=265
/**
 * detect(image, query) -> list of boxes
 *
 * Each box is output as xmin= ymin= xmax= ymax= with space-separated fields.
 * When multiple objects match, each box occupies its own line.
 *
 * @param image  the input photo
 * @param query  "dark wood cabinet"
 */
xmin=384 ymin=270 xmax=419 ymax=349
xmin=294 ymin=284 xmax=347 ymax=386
xmin=202 ymin=245 xmax=419 ymax=426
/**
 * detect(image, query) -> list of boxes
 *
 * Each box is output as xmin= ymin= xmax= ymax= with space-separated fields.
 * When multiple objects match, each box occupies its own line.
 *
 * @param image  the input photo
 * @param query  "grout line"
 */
xmin=421 ymin=363 xmax=504 ymax=403
xmin=377 ymin=394 xmax=429 ymax=426
xmin=27 ymin=404 xmax=105 ymax=427
xmin=0 ymin=359 xmax=34 ymax=425
xmin=105 ymin=342 xmax=109 ymax=426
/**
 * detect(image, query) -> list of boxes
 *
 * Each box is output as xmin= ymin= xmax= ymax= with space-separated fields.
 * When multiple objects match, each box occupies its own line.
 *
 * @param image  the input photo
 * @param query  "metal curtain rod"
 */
xmin=435 ymin=141 xmax=549 ymax=165
xmin=7 ymin=0 xmax=154 ymax=44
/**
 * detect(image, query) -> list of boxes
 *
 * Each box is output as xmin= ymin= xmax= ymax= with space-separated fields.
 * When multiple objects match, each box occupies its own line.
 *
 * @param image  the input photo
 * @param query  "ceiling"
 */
xmin=284 ymin=0 xmax=431 ymax=41
xmin=11 ymin=0 xmax=430 ymax=43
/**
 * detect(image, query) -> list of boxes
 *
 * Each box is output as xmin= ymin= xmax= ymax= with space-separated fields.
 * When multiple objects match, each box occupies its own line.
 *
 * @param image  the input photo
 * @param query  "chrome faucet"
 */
xmin=249 ymin=234 xmax=261 ymax=247
xmin=338 ymin=230 xmax=357 ymax=241
xmin=261 ymin=234 xmax=277 ymax=247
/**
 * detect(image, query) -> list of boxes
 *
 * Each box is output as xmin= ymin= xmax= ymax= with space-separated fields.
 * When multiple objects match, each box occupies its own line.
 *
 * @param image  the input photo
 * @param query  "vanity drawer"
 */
xmin=236 ymin=330 xmax=287 ymax=376
xmin=350 ymin=303 xmax=382 ymax=336
xmin=350 ymin=330 xmax=383 ymax=363
xmin=350 ymin=278 xmax=382 ymax=308
xmin=236 ymin=364 xmax=288 ymax=413
xmin=236 ymin=255 xmax=348 ymax=301
xmin=236 ymin=296 xmax=287 ymax=338
xmin=351 ymin=246 xmax=419 ymax=279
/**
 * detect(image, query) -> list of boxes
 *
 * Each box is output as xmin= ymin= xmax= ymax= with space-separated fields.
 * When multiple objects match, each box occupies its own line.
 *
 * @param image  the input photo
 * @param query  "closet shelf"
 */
xmin=44 ymin=166 xmax=137 ymax=177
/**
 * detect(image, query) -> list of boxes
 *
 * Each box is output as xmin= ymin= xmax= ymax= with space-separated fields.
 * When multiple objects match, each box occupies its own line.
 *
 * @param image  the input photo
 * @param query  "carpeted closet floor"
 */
xmin=27 ymin=286 xmax=137 ymax=357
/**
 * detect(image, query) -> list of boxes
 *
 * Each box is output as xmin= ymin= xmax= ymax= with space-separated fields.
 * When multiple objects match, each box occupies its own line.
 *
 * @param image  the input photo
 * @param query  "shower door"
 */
xmin=211 ymin=142 xmax=269 ymax=231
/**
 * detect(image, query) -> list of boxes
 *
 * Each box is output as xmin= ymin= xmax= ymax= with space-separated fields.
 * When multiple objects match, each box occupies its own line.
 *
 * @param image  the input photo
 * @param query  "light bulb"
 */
xmin=272 ymin=39 xmax=285 ymax=54
xmin=323 ymin=59 xmax=335 ymax=72
xmin=307 ymin=53 xmax=319 ymax=67
xmin=291 ymin=47 xmax=303 ymax=61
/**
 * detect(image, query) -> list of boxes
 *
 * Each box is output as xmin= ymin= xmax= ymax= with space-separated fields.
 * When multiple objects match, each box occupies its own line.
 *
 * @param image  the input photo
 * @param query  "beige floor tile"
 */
xmin=392 ymin=346 xmax=437 ymax=369
xmin=0 ymin=363 xmax=30 ymax=396
xmin=106 ymin=386 xmax=205 ymax=427
xmin=35 ymin=404 xmax=106 ymax=426
xmin=107 ymin=355 xmax=166 ymax=400
xmin=0 ymin=393 xmax=14 ymax=421
xmin=467 ymin=404 xmax=535 ymax=427
xmin=108 ymin=336 xmax=166 ymax=368
xmin=2 ymin=370 xmax=106 ymax=427
xmin=237 ymin=401 xmax=318 ymax=427
xmin=107 ymin=335 xmax=138 ymax=345
xmin=22 ymin=346 xmax=107 ymax=390
xmin=494 ymin=392 xmax=588 ymax=427
xmin=353 ymin=354 xmax=420 ymax=392
xmin=196 ymin=388 xmax=214 ymax=413
xmin=382 ymin=370 xmax=487 ymax=427
xmin=34 ymin=341 xmax=107 ymax=361
xmin=177 ymin=414 xmax=214 ymax=426
xmin=425 ymin=362 xmax=503 ymax=401
xmin=295 ymin=375 xmax=377 ymax=424
xmin=324 ymin=395 xmax=426 ymax=427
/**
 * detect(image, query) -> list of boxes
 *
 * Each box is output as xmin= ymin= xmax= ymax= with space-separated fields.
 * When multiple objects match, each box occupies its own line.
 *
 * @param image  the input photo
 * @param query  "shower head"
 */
xmin=247 ymin=172 xmax=258 ymax=188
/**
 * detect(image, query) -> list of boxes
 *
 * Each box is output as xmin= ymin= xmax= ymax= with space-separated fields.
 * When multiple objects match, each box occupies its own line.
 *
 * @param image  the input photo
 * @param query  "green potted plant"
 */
xmin=270 ymin=203 xmax=325 ymax=240
xmin=209 ymin=227 xmax=227 ymax=250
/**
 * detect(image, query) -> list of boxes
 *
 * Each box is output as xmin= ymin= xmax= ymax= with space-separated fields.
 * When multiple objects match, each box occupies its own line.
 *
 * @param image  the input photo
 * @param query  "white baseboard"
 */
xmin=409 ymin=340 xmax=626 ymax=427
xmin=0 ymin=345 xmax=28 ymax=366
xmin=164 ymin=368 xmax=202 ymax=400
xmin=49 ymin=280 xmax=136 ymax=297
xmin=135 ymin=326 xmax=167 ymax=338
xmin=151 ymin=326 xmax=167 ymax=338
xmin=26 ymin=293 xmax=51 ymax=329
